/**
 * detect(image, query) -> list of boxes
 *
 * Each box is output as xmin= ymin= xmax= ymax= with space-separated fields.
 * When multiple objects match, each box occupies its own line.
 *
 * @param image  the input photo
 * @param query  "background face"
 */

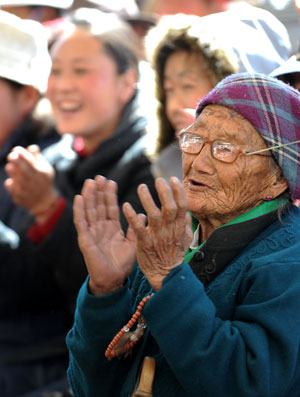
xmin=47 ymin=28 xmax=128 ymax=150
xmin=164 ymin=51 xmax=214 ymax=134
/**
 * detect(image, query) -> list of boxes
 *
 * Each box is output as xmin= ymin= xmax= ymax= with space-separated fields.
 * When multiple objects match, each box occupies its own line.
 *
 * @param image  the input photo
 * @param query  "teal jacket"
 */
xmin=66 ymin=206 xmax=300 ymax=396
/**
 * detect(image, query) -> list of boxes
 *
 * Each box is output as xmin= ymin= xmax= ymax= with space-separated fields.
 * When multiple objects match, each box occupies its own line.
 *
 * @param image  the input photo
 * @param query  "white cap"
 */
xmin=0 ymin=9 xmax=51 ymax=92
xmin=270 ymin=55 xmax=300 ymax=78
xmin=201 ymin=3 xmax=292 ymax=75
xmin=0 ymin=0 xmax=73 ymax=8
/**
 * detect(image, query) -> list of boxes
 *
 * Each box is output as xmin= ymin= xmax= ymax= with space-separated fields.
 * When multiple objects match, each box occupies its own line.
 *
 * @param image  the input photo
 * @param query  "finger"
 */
xmin=137 ymin=183 xmax=161 ymax=229
xmin=123 ymin=202 xmax=148 ymax=242
xmin=185 ymin=211 xmax=192 ymax=229
xmin=73 ymin=194 xmax=94 ymax=247
xmin=27 ymin=144 xmax=41 ymax=159
xmin=185 ymin=211 xmax=193 ymax=238
xmin=95 ymin=175 xmax=107 ymax=221
xmin=155 ymin=178 xmax=178 ymax=222
xmin=5 ymin=162 xmax=20 ymax=178
xmin=104 ymin=179 xmax=119 ymax=222
xmin=126 ymin=213 xmax=146 ymax=244
xmin=81 ymin=179 xmax=97 ymax=227
xmin=7 ymin=150 xmax=36 ymax=184
xmin=184 ymin=212 xmax=194 ymax=248
xmin=169 ymin=177 xmax=188 ymax=220
xmin=9 ymin=147 xmax=35 ymax=169
xmin=4 ymin=178 xmax=13 ymax=193
xmin=5 ymin=161 xmax=32 ymax=189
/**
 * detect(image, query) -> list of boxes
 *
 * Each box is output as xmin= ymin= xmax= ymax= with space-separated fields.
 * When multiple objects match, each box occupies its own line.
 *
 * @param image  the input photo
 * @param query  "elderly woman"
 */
xmin=66 ymin=73 xmax=300 ymax=397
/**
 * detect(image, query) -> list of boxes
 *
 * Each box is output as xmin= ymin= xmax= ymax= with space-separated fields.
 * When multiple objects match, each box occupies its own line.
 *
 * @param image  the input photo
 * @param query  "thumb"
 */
xmin=126 ymin=213 xmax=146 ymax=243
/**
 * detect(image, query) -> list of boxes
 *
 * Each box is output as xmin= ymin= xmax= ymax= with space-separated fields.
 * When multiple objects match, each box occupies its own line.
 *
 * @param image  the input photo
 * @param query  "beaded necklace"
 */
xmin=105 ymin=294 xmax=152 ymax=360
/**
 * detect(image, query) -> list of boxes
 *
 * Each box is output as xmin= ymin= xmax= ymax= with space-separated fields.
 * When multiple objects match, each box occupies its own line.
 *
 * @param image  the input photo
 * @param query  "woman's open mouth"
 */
xmin=188 ymin=178 xmax=211 ymax=190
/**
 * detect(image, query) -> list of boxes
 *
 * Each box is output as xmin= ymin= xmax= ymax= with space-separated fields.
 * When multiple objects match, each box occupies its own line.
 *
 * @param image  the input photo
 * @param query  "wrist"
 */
xmin=31 ymin=194 xmax=60 ymax=224
xmin=88 ymin=279 xmax=125 ymax=296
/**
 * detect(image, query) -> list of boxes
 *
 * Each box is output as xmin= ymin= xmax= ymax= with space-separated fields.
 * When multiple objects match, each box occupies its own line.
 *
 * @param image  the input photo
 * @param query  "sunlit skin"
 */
xmin=47 ymin=27 xmax=136 ymax=152
xmin=182 ymin=104 xmax=288 ymax=241
xmin=164 ymin=51 xmax=214 ymax=134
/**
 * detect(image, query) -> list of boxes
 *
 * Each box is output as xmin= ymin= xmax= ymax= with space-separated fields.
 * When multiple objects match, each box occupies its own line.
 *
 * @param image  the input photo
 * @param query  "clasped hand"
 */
xmin=4 ymin=145 xmax=58 ymax=217
xmin=73 ymin=175 xmax=193 ymax=295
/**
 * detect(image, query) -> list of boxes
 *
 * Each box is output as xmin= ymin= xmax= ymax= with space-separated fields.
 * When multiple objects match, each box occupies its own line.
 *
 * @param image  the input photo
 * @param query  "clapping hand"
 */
xmin=123 ymin=177 xmax=193 ymax=291
xmin=73 ymin=175 xmax=140 ymax=296
xmin=5 ymin=145 xmax=58 ymax=217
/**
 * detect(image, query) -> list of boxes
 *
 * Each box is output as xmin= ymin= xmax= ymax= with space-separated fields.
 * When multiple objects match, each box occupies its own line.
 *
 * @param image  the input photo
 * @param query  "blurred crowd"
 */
xmin=0 ymin=0 xmax=299 ymax=396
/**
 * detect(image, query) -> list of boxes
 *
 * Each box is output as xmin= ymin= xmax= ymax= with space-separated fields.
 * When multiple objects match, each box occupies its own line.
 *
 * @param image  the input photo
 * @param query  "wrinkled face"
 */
xmin=47 ymin=28 xmax=132 ymax=150
xmin=164 ymin=51 xmax=214 ymax=134
xmin=182 ymin=104 xmax=282 ymax=222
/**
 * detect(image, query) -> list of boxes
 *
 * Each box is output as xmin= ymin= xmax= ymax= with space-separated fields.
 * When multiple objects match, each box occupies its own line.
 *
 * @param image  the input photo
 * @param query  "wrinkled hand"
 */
xmin=73 ymin=175 xmax=140 ymax=296
xmin=123 ymin=177 xmax=193 ymax=291
xmin=4 ymin=145 xmax=58 ymax=215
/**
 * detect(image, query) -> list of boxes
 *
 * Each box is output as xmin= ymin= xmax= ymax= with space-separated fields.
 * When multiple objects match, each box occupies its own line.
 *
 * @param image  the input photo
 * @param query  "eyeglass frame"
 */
xmin=178 ymin=130 xmax=300 ymax=164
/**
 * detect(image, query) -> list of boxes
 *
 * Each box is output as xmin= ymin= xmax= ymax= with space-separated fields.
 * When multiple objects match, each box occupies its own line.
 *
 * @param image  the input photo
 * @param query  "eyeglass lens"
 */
xmin=179 ymin=133 xmax=239 ymax=163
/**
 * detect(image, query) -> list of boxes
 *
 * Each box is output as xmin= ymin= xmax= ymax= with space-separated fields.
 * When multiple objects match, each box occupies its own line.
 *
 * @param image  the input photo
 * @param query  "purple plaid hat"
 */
xmin=195 ymin=73 xmax=300 ymax=199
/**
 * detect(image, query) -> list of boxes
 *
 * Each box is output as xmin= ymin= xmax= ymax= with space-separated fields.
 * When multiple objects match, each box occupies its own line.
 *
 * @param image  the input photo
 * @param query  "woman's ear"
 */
xmin=268 ymin=167 xmax=289 ymax=198
xmin=119 ymin=68 xmax=138 ymax=104
xmin=17 ymin=85 xmax=40 ymax=117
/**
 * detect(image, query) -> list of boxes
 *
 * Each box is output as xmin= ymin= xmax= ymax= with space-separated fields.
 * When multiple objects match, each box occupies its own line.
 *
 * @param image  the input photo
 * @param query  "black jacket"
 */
xmin=22 ymin=94 xmax=159 ymax=302
xmin=0 ymin=116 xmax=59 ymax=231
xmin=0 ymin=94 xmax=158 ymax=396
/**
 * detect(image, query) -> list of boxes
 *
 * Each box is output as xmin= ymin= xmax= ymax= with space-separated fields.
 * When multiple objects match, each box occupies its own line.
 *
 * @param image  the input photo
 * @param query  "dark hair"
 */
xmin=277 ymin=192 xmax=293 ymax=223
xmin=67 ymin=8 xmax=141 ymax=76
xmin=278 ymin=73 xmax=298 ymax=87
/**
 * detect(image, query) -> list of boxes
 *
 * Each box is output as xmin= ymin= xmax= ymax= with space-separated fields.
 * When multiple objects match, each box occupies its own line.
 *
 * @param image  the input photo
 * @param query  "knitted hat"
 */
xmin=195 ymin=73 xmax=300 ymax=199
xmin=0 ymin=10 xmax=51 ymax=92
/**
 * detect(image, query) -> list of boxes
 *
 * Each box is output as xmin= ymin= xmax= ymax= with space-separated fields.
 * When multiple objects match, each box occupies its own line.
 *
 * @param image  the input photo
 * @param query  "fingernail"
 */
xmin=170 ymin=176 xmax=179 ymax=183
xmin=140 ymin=184 xmax=148 ymax=191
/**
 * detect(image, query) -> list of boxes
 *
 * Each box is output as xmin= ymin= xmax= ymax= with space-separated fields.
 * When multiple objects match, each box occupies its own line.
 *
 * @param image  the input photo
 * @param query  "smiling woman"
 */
xmin=3 ymin=7 xmax=160 ymax=395
xmin=47 ymin=11 xmax=140 ymax=151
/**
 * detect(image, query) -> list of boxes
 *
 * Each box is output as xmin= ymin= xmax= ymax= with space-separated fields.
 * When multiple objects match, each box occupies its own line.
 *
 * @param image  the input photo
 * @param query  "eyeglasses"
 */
xmin=178 ymin=131 xmax=300 ymax=164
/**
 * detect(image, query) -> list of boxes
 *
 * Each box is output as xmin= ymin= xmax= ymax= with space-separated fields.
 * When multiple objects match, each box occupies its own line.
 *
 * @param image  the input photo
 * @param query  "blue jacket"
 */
xmin=66 ymin=206 xmax=300 ymax=397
